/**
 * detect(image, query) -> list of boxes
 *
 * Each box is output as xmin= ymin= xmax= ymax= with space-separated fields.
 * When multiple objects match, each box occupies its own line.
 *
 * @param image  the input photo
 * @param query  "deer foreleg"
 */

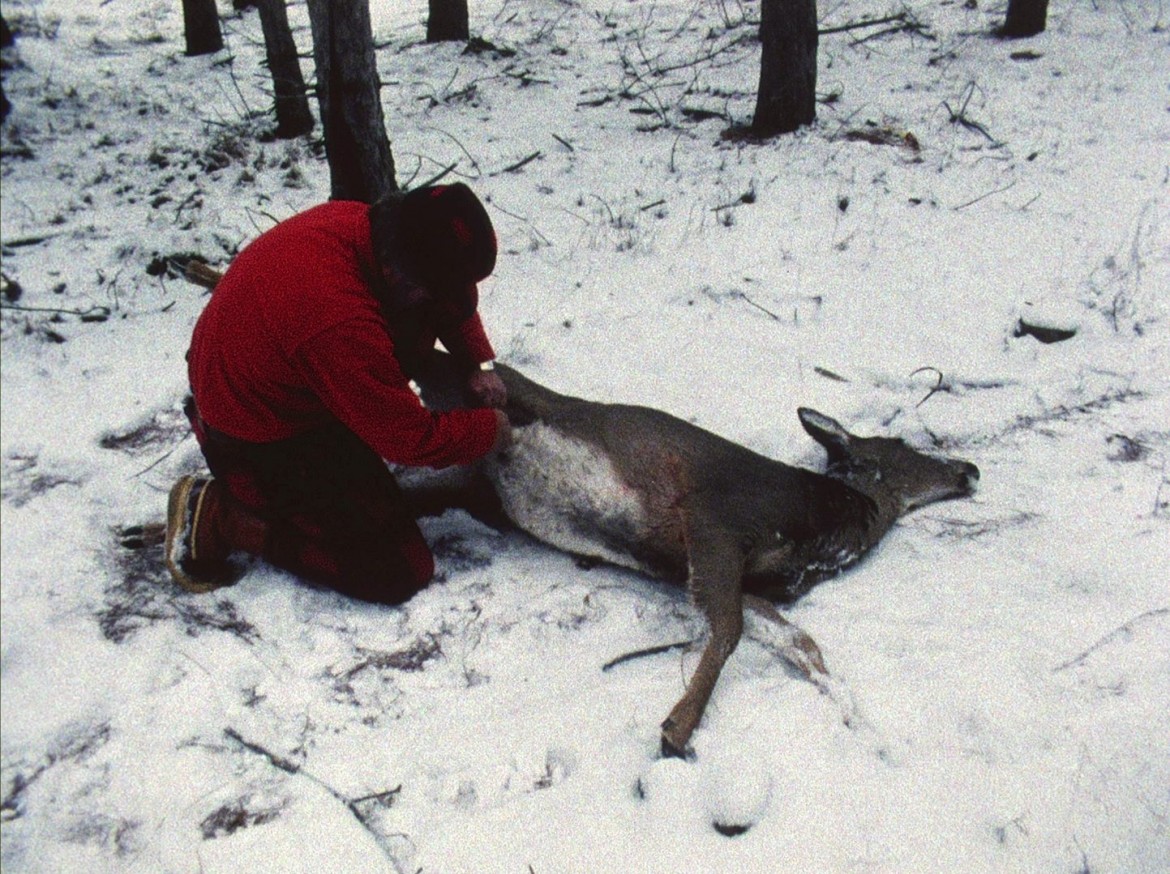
xmin=661 ymin=603 xmax=743 ymax=758
xmin=660 ymin=528 xmax=746 ymax=758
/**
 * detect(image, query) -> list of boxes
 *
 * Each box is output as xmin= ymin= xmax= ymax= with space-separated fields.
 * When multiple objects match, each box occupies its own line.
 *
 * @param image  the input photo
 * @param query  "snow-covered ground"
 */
xmin=2 ymin=0 xmax=1168 ymax=871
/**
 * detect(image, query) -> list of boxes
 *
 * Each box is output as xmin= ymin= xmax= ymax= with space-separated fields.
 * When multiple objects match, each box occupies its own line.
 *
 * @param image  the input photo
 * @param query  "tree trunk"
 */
xmin=427 ymin=0 xmax=469 ymax=43
xmin=182 ymin=0 xmax=224 ymax=57
xmin=1 ymin=15 xmax=13 ymax=123
xmin=256 ymin=0 xmax=313 ymax=138
xmin=751 ymin=0 xmax=818 ymax=137
xmin=305 ymin=0 xmax=397 ymax=201
xmin=1000 ymin=0 xmax=1048 ymax=37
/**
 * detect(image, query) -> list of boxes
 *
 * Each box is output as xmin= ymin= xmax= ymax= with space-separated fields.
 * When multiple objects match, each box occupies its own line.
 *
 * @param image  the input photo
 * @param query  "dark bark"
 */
xmin=751 ymin=0 xmax=818 ymax=137
xmin=306 ymin=0 xmax=397 ymax=201
xmin=427 ymin=0 xmax=470 ymax=43
xmin=1000 ymin=0 xmax=1048 ymax=37
xmin=256 ymin=0 xmax=313 ymax=138
xmin=182 ymin=0 xmax=224 ymax=57
xmin=1 ymin=15 xmax=12 ymax=123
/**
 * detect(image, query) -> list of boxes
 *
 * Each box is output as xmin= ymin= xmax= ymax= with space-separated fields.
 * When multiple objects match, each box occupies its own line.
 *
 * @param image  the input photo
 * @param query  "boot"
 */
xmin=165 ymin=475 xmax=243 ymax=593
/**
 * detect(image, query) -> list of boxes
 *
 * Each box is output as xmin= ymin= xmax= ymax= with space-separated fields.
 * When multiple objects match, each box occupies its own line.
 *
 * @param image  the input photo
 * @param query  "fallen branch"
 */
xmin=943 ymin=82 xmax=999 ymax=144
xmin=225 ymin=728 xmax=301 ymax=776
xmin=819 ymin=13 xmax=908 ymax=36
xmin=710 ymin=187 xmax=757 ymax=212
xmin=911 ymin=366 xmax=945 ymax=407
xmin=602 ymin=640 xmax=694 ymax=672
xmin=0 ymin=232 xmax=63 ymax=249
xmin=735 ymin=291 xmax=782 ymax=322
xmin=422 ymin=125 xmax=482 ymax=178
xmin=223 ymin=728 xmax=402 ymax=858
xmin=1053 ymin=607 xmax=1170 ymax=672
xmin=814 ymin=366 xmax=849 ymax=383
xmin=131 ymin=441 xmax=187 ymax=479
xmin=416 ymin=161 xmax=459 ymax=189
xmin=0 ymin=302 xmax=111 ymax=321
xmin=953 ymin=180 xmax=1017 ymax=211
xmin=495 ymin=150 xmax=542 ymax=175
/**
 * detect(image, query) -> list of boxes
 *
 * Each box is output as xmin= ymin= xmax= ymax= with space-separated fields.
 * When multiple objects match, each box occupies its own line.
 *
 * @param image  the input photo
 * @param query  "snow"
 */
xmin=2 ymin=0 xmax=1168 ymax=871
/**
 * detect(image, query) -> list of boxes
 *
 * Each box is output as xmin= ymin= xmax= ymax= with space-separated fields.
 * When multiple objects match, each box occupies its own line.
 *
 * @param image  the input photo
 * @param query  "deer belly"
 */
xmin=485 ymin=422 xmax=654 ymax=573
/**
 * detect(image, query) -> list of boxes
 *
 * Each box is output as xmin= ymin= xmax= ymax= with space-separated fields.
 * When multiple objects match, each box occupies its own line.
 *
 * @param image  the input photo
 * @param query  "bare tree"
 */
xmin=1 ymin=15 xmax=13 ymax=123
xmin=305 ymin=0 xmax=397 ymax=201
xmin=751 ymin=0 xmax=818 ymax=137
xmin=427 ymin=0 xmax=469 ymax=43
xmin=182 ymin=0 xmax=224 ymax=57
xmin=999 ymin=0 xmax=1048 ymax=37
xmin=256 ymin=0 xmax=313 ymax=138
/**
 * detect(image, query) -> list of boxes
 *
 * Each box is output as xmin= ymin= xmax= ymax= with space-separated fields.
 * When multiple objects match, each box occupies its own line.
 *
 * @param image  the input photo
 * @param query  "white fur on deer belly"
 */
xmin=486 ymin=422 xmax=651 ymax=572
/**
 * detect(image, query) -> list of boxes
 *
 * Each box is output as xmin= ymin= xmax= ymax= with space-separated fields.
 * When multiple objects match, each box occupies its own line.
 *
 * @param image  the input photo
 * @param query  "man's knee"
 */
xmin=333 ymin=535 xmax=435 ymax=606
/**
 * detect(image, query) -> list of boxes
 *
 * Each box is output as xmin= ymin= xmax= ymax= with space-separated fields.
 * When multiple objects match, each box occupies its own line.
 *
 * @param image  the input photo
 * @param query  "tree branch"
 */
xmin=818 ymin=13 xmax=908 ymax=35
xmin=602 ymin=640 xmax=694 ymax=672
xmin=223 ymin=727 xmax=402 ymax=859
xmin=1053 ymin=608 xmax=1170 ymax=672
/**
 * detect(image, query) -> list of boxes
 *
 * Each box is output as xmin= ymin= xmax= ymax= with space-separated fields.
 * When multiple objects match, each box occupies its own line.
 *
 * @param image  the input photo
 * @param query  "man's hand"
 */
xmin=466 ymin=367 xmax=507 ymax=409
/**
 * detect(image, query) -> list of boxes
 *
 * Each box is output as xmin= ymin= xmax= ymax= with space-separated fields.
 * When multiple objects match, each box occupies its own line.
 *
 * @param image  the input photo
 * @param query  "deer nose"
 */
xmin=960 ymin=462 xmax=981 ymax=492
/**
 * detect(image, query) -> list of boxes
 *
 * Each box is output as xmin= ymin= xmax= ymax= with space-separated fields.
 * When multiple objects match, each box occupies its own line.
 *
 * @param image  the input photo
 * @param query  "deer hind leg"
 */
xmin=743 ymin=594 xmax=828 ymax=679
xmin=743 ymin=594 xmax=866 ymax=731
xmin=660 ymin=530 xmax=746 ymax=759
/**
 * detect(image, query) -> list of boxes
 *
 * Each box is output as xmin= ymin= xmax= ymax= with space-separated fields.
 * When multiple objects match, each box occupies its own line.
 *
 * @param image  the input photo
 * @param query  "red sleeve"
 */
xmin=295 ymin=321 xmax=499 ymax=468
xmin=438 ymin=311 xmax=496 ymax=366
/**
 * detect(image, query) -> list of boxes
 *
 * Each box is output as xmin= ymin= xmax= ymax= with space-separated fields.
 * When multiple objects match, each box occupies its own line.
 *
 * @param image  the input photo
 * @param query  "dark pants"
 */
xmin=186 ymin=399 xmax=434 ymax=605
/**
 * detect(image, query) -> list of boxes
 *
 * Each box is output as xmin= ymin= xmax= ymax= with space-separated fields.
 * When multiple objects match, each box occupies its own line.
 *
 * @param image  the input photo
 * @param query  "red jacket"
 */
xmin=188 ymin=201 xmax=499 ymax=468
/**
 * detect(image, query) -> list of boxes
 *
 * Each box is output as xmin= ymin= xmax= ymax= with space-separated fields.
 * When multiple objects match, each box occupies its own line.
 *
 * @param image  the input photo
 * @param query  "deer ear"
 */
xmin=798 ymin=408 xmax=852 ymax=457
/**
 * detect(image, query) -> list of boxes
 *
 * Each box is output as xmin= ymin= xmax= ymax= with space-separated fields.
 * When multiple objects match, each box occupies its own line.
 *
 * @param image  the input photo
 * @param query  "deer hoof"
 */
xmin=659 ymin=721 xmax=695 ymax=761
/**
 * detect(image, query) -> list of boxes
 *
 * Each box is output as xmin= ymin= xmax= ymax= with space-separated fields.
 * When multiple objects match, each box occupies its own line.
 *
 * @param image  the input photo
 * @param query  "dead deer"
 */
xmin=147 ymin=262 xmax=980 ymax=757
xmin=410 ymin=357 xmax=980 ymax=757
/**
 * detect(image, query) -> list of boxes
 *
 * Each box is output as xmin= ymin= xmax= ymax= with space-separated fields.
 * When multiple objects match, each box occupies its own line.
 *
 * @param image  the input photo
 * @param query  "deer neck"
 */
xmin=823 ymin=464 xmax=903 ymax=548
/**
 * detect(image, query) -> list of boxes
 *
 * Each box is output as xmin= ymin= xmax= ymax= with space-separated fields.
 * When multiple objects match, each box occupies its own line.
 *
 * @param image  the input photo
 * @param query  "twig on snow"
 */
xmin=943 ymin=81 xmax=999 ymax=144
xmin=953 ymin=180 xmax=1017 ymax=211
xmin=1053 ymin=607 xmax=1170 ymax=672
xmin=1 ymin=302 xmax=111 ymax=321
xmin=602 ymin=640 xmax=694 ymax=672
xmin=819 ymin=13 xmax=909 ymax=36
xmin=487 ymin=200 xmax=552 ymax=248
xmin=911 ymin=366 xmax=945 ymax=407
xmin=422 ymin=126 xmax=482 ymax=178
xmin=131 ymin=440 xmax=188 ymax=479
xmin=223 ymin=728 xmax=402 ymax=857
xmin=494 ymin=150 xmax=543 ymax=175
xmin=415 ymin=162 xmax=459 ymax=189
xmin=0 ymin=232 xmax=63 ymax=249
xmin=734 ymin=290 xmax=782 ymax=322
xmin=815 ymin=366 xmax=849 ymax=383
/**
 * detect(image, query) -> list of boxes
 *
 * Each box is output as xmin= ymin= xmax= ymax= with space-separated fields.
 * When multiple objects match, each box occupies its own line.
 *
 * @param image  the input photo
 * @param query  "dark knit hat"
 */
xmin=396 ymin=183 xmax=497 ymax=292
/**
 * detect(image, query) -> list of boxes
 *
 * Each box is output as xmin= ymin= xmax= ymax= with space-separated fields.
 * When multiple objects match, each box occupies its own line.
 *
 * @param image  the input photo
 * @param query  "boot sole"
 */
xmin=165 ymin=475 xmax=231 ymax=594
